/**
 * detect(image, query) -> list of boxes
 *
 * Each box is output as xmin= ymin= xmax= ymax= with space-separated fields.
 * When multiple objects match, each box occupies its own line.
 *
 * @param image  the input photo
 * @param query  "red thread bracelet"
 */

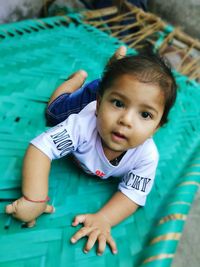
xmin=23 ymin=195 xmax=50 ymax=203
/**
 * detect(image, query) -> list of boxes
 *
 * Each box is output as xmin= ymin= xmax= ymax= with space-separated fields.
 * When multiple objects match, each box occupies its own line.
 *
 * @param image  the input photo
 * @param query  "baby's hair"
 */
xmin=99 ymin=52 xmax=177 ymax=126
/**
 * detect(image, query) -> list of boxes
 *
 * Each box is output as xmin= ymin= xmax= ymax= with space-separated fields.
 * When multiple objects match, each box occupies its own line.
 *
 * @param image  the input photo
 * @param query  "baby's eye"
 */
xmin=141 ymin=111 xmax=152 ymax=119
xmin=112 ymin=99 xmax=124 ymax=108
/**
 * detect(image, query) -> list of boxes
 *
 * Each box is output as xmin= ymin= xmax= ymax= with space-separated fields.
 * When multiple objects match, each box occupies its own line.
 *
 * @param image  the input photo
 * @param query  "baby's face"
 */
xmin=96 ymin=74 xmax=165 ymax=160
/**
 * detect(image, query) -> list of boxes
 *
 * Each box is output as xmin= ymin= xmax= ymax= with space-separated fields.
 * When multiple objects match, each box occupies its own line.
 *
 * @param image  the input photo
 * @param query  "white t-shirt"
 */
xmin=31 ymin=101 xmax=159 ymax=206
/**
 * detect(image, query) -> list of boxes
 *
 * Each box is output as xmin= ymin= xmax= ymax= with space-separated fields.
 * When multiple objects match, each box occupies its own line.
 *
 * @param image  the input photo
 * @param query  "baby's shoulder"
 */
xmin=139 ymin=139 xmax=159 ymax=167
xmin=73 ymin=101 xmax=98 ymax=141
xmin=127 ymin=138 xmax=159 ymax=163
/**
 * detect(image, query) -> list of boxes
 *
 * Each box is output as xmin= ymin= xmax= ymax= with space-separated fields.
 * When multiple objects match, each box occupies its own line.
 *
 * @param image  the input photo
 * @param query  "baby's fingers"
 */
xmin=107 ymin=235 xmax=118 ymax=255
xmin=97 ymin=234 xmax=107 ymax=256
xmin=72 ymin=214 xmax=87 ymax=226
xmin=84 ymin=229 xmax=100 ymax=253
xmin=5 ymin=201 xmax=18 ymax=214
xmin=23 ymin=220 xmax=36 ymax=228
xmin=71 ymin=226 xmax=92 ymax=244
xmin=5 ymin=204 xmax=15 ymax=214
xmin=44 ymin=204 xmax=55 ymax=214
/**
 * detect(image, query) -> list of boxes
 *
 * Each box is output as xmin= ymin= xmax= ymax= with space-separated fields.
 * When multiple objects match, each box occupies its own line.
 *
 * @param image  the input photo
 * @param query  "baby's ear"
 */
xmin=96 ymin=94 xmax=102 ymax=116
xmin=154 ymin=123 xmax=160 ymax=131
xmin=154 ymin=122 xmax=162 ymax=133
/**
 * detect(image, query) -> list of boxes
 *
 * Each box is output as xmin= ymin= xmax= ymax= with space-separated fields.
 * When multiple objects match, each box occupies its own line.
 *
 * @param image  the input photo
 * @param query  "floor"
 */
xmin=172 ymin=189 xmax=200 ymax=267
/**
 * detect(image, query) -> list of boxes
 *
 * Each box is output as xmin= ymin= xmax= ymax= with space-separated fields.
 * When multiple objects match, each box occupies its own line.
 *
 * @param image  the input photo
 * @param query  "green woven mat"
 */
xmin=0 ymin=15 xmax=200 ymax=267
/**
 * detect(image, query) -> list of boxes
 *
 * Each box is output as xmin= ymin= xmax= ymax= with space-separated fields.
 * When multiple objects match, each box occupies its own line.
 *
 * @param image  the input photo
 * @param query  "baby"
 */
xmin=6 ymin=47 xmax=177 ymax=256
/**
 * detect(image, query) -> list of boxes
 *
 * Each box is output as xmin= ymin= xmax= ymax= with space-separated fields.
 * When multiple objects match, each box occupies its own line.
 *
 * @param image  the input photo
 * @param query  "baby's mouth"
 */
xmin=112 ymin=131 xmax=127 ymax=141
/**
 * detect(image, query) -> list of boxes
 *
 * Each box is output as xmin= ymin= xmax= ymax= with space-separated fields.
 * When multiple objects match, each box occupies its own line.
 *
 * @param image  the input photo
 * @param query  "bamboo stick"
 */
xmin=124 ymin=1 xmax=200 ymax=50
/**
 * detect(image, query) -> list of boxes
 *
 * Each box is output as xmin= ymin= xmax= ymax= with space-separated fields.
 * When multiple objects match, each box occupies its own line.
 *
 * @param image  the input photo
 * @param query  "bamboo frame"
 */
xmin=82 ymin=1 xmax=200 ymax=82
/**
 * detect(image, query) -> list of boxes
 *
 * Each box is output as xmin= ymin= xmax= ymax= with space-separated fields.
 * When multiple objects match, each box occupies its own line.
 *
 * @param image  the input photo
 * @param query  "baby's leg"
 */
xmin=48 ymin=70 xmax=88 ymax=106
xmin=46 ymin=71 xmax=100 ymax=126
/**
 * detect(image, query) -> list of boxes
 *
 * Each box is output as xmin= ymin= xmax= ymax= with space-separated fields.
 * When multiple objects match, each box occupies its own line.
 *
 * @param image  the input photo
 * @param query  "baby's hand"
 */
xmin=70 ymin=213 xmax=118 ymax=255
xmin=5 ymin=197 xmax=54 ymax=227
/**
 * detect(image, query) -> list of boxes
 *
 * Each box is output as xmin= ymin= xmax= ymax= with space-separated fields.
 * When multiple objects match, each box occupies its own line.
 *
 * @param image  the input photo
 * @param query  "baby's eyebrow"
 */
xmin=141 ymin=104 xmax=159 ymax=114
xmin=109 ymin=91 xmax=127 ymax=99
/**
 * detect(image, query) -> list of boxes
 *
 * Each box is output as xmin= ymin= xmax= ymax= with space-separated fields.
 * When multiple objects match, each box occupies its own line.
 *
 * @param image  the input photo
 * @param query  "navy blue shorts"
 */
xmin=46 ymin=79 xmax=100 ymax=126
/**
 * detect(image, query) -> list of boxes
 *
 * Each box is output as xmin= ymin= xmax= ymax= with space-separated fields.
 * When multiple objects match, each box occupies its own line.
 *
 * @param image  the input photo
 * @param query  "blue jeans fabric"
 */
xmin=46 ymin=79 xmax=100 ymax=126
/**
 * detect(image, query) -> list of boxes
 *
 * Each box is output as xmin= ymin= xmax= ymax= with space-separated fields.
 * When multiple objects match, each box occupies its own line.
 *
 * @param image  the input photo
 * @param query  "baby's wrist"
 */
xmin=23 ymin=195 xmax=50 ymax=203
xmin=97 ymin=211 xmax=112 ymax=226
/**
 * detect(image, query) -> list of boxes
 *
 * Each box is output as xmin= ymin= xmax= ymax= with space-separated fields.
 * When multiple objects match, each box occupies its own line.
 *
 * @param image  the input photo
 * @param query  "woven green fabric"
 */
xmin=0 ymin=15 xmax=200 ymax=267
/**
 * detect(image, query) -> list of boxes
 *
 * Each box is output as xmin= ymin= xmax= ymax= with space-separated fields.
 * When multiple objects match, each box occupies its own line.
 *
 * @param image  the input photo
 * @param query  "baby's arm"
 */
xmin=22 ymin=144 xmax=50 ymax=200
xmin=5 ymin=145 xmax=54 ymax=227
xmin=74 ymin=142 xmax=158 ymax=255
xmin=71 ymin=191 xmax=138 ymax=255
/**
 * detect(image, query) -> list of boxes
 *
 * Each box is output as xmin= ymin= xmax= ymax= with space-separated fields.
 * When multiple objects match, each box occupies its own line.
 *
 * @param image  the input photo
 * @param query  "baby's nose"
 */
xmin=119 ymin=111 xmax=133 ymax=127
